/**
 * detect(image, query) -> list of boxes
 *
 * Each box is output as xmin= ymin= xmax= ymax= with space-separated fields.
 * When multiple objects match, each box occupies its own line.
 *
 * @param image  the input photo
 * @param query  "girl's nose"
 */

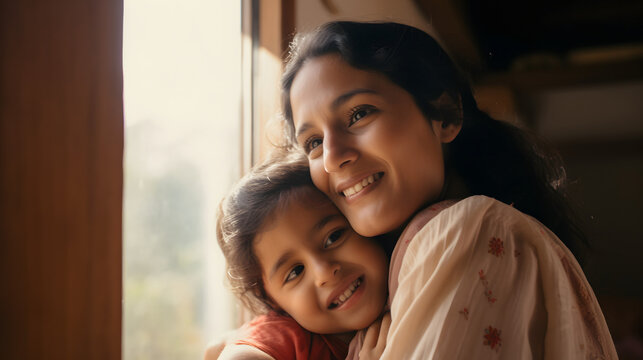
xmin=322 ymin=130 xmax=358 ymax=173
xmin=313 ymin=259 xmax=341 ymax=287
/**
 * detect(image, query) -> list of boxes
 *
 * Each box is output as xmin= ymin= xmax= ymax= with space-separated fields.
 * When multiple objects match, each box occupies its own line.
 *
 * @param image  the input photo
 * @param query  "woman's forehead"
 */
xmin=291 ymin=55 xmax=385 ymax=100
xmin=289 ymin=55 xmax=393 ymax=125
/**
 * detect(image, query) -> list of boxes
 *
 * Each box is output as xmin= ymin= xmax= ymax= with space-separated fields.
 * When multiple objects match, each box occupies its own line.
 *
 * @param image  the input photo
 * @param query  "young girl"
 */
xmin=281 ymin=21 xmax=618 ymax=359
xmin=214 ymin=152 xmax=391 ymax=360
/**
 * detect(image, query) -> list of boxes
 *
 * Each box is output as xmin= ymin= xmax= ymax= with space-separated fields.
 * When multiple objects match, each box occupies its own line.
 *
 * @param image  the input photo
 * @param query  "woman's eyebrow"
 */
xmin=330 ymin=88 xmax=378 ymax=110
xmin=295 ymin=88 xmax=378 ymax=140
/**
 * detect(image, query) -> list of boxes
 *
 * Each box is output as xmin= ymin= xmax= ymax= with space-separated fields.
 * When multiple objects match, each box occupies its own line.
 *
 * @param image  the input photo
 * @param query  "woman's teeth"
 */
xmin=343 ymin=173 xmax=380 ymax=197
xmin=330 ymin=278 xmax=361 ymax=309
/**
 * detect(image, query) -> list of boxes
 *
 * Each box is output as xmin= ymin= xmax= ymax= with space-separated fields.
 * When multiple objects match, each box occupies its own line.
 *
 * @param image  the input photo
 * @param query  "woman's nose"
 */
xmin=322 ymin=130 xmax=358 ymax=173
xmin=313 ymin=259 xmax=341 ymax=287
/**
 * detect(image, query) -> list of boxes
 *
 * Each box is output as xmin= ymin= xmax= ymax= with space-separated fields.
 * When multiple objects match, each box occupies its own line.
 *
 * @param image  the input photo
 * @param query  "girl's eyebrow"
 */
xmin=313 ymin=213 xmax=342 ymax=233
xmin=269 ymin=250 xmax=294 ymax=280
xmin=295 ymin=88 xmax=378 ymax=140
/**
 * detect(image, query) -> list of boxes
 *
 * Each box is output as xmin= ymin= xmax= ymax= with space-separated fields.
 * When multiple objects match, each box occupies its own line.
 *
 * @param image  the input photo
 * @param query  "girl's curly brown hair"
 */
xmin=216 ymin=151 xmax=314 ymax=314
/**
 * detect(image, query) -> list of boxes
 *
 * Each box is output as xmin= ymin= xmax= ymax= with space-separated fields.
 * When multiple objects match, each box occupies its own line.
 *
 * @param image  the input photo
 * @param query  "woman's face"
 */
xmin=290 ymin=54 xmax=460 ymax=236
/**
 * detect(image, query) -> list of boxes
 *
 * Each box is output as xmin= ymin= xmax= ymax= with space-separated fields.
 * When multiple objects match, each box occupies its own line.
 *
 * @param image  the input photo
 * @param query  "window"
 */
xmin=122 ymin=1 xmax=243 ymax=358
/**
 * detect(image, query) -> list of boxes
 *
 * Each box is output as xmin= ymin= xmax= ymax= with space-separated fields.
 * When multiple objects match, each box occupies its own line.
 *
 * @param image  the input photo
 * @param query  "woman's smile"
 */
xmin=338 ymin=172 xmax=383 ymax=199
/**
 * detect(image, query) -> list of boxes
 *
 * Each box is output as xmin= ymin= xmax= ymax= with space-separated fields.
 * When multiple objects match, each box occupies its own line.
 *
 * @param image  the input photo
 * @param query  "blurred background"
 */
xmin=1 ymin=0 xmax=641 ymax=359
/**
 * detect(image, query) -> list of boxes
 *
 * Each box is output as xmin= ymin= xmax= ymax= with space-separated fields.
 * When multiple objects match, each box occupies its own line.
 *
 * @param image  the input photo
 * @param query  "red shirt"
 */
xmin=235 ymin=312 xmax=348 ymax=360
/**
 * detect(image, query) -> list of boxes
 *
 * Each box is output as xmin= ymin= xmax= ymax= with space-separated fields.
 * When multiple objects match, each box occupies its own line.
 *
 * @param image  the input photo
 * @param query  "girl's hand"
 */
xmin=358 ymin=312 xmax=391 ymax=359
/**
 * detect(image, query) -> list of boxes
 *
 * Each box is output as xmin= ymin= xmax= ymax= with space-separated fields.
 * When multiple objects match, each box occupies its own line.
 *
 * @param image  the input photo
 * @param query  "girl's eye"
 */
xmin=303 ymin=137 xmax=322 ymax=154
xmin=285 ymin=265 xmax=304 ymax=283
xmin=348 ymin=105 xmax=377 ymax=126
xmin=324 ymin=229 xmax=345 ymax=248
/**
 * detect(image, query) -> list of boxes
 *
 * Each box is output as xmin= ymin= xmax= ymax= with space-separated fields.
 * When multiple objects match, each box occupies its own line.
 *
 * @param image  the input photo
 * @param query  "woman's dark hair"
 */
xmin=281 ymin=21 xmax=588 ymax=264
xmin=216 ymin=151 xmax=315 ymax=314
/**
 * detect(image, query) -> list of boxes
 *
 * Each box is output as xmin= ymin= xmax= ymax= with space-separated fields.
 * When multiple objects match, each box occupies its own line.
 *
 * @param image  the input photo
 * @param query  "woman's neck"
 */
xmin=441 ymin=169 xmax=470 ymax=201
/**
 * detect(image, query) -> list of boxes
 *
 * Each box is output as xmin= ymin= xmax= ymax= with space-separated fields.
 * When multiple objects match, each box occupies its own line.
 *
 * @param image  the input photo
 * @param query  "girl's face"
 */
xmin=290 ymin=54 xmax=460 ymax=236
xmin=255 ymin=188 xmax=388 ymax=335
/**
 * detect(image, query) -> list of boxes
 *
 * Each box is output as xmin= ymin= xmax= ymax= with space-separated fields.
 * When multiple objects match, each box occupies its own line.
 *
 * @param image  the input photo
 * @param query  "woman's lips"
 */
xmin=340 ymin=172 xmax=383 ymax=198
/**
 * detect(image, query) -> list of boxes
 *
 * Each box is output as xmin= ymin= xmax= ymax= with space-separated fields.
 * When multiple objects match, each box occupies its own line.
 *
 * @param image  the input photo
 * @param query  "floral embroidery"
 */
xmin=484 ymin=290 xmax=497 ymax=303
xmin=478 ymin=270 xmax=497 ymax=304
xmin=483 ymin=326 xmax=502 ymax=351
xmin=459 ymin=307 xmax=469 ymax=320
xmin=514 ymin=249 xmax=521 ymax=257
xmin=488 ymin=237 xmax=504 ymax=257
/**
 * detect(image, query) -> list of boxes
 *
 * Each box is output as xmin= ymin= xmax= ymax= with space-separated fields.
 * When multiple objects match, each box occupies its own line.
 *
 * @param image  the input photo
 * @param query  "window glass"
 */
xmin=123 ymin=1 xmax=242 ymax=358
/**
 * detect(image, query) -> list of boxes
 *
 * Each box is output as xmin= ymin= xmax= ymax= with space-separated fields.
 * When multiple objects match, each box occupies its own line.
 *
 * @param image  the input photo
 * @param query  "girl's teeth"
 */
xmin=331 ymin=278 xmax=362 ymax=308
xmin=343 ymin=173 xmax=380 ymax=197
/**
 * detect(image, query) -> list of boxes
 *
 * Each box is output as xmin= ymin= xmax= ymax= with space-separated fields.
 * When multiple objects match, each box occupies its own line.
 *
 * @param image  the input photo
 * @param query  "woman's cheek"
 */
xmin=309 ymin=161 xmax=330 ymax=195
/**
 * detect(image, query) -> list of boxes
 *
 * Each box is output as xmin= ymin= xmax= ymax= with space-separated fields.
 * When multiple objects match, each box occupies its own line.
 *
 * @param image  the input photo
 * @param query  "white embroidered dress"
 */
xmin=351 ymin=196 xmax=617 ymax=359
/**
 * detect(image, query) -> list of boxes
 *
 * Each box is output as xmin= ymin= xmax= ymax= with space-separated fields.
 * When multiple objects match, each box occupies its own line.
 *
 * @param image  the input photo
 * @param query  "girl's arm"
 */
xmin=209 ymin=344 xmax=275 ymax=360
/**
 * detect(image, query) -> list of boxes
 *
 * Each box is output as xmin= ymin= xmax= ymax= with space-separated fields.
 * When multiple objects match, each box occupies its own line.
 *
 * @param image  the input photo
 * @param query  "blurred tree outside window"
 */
xmin=122 ymin=1 xmax=242 ymax=358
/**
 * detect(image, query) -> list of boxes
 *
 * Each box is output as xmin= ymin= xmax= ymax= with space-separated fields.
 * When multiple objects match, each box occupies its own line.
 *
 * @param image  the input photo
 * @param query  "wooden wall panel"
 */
xmin=0 ymin=1 xmax=123 ymax=359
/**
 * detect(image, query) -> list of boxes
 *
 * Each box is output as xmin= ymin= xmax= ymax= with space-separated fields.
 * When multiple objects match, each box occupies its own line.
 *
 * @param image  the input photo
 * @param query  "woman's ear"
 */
xmin=430 ymin=92 xmax=463 ymax=143
xmin=435 ymin=120 xmax=462 ymax=144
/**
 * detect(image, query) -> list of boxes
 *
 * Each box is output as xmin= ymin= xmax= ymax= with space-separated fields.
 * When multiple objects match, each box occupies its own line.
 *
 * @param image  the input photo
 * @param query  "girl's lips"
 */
xmin=326 ymin=276 xmax=363 ymax=310
xmin=330 ymin=276 xmax=366 ymax=311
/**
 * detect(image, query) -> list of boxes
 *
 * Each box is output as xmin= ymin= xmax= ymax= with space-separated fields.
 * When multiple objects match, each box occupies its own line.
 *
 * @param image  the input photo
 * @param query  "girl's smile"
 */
xmin=327 ymin=275 xmax=363 ymax=310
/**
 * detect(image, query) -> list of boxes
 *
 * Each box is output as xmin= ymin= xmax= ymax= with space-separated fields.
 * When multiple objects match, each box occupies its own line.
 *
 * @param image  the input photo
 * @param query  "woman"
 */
xmin=281 ymin=21 xmax=617 ymax=359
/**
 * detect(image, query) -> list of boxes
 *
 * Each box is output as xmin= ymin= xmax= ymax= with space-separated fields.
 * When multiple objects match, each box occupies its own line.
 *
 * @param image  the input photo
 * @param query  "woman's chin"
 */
xmin=350 ymin=217 xmax=396 ymax=238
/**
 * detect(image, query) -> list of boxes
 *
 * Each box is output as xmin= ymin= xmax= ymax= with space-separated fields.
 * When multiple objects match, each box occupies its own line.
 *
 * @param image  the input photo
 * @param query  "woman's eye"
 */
xmin=348 ymin=105 xmax=376 ymax=126
xmin=285 ymin=265 xmax=304 ymax=283
xmin=324 ymin=229 xmax=345 ymax=248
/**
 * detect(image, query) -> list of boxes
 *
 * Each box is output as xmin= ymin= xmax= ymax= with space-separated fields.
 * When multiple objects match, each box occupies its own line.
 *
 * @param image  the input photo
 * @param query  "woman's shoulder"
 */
xmin=451 ymin=195 xmax=533 ymax=224
xmin=454 ymin=195 xmax=510 ymax=210
xmin=410 ymin=195 xmax=552 ymax=251
xmin=452 ymin=195 xmax=573 ymax=257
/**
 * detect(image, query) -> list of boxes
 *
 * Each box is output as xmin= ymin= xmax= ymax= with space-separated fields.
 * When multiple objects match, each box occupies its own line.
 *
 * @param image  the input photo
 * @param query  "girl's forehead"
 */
xmin=286 ymin=185 xmax=331 ymax=208
xmin=259 ymin=186 xmax=333 ymax=232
